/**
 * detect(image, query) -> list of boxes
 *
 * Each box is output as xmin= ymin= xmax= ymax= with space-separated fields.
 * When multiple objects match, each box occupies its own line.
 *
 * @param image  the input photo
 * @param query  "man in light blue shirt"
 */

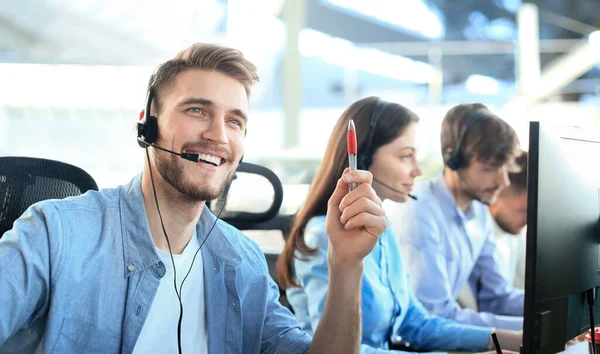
xmin=0 ymin=43 xmax=388 ymax=353
xmin=397 ymin=104 xmax=524 ymax=331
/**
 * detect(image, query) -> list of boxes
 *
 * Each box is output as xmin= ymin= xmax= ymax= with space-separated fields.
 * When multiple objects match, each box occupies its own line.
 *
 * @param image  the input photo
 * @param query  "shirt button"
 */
xmin=128 ymin=264 xmax=135 ymax=272
xmin=155 ymin=262 xmax=166 ymax=278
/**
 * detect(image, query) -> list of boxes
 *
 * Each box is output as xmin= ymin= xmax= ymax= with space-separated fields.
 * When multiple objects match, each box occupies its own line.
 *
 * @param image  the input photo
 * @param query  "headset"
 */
xmin=443 ymin=109 xmax=491 ymax=206
xmin=137 ymin=89 xmax=206 ymax=162
xmin=443 ymin=109 xmax=488 ymax=171
xmin=359 ymin=99 xmax=417 ymax=201
xmin=137 ymin=89 xmax=158 ymax=147
xmin=358 ymin=99 xmax=386 ymax=171
xmin=137 ymin=77 xmax=239 ymax=354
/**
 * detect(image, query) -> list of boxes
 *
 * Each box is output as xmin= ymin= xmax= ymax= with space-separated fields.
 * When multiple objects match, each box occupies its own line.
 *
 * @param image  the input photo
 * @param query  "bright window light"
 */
xmin=47 ymin=0 xmax=226 ymax=55
xmin=465 ymin=74 xmax=500 ymax=95
xmin=589 ymin=31 xmax=600 ymax=49
xmin=299 ymin=29 xmax=434 ymax=83
xmin=0 ymin=63 xmax=151 ymax=108
xmin=324 ymin=0 xmax=445 ymax=39
xmin=590 ymin=31 xmax=600 ymax=70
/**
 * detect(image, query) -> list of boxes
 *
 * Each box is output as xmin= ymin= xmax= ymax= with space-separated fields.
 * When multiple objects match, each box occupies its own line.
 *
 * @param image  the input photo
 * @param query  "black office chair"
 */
xmin=212 ymin=162 xmax=283 ymax=228
xmin=0 ymin=156 xmax=99 ymax=237
xmin=208 ymin=162 xmax=294 ymax=311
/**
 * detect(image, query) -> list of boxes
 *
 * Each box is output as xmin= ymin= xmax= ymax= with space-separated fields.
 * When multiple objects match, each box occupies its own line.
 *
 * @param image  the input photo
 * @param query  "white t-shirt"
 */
xmin=493 ymin=220 xmax=526 ymax=289
xmin=133 ymin=232 xmax=208 ymax=354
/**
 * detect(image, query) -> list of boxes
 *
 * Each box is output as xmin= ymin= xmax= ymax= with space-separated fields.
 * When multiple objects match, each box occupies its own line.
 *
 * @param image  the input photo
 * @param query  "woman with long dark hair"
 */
xmin=277 ymin=97 xmax=522 ymax=353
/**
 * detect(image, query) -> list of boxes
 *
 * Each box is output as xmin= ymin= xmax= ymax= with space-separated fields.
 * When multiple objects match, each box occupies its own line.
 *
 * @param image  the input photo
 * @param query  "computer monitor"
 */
xmin=522 ymin=121 xmax=600 ymax=354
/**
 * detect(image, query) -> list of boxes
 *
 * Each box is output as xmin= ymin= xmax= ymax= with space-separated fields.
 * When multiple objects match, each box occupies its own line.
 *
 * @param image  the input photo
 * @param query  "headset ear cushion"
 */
xmin=446 ymin=152 xmax=463 ymax=171
xmin=136 ymin=121 xmax=146 ymax=148
xmin=137 ymin=115 xmax=158 ymax=147
xmin=445 ymin=152 xmax=458 ymax=171
xmin=445 ymin=109 xmax=487 ymax=171
xmin=357 ymin=155 xmax=369 ymax=171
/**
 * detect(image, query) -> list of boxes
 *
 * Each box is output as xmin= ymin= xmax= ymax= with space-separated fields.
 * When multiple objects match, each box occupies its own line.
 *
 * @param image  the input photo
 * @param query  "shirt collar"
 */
xmin=492 ymin=217 xmax=507 ymax=237
xmin=119 ymin=174 xmax=241 ymax=278
xmin=196 ymin=203 xmax=242 ymax=267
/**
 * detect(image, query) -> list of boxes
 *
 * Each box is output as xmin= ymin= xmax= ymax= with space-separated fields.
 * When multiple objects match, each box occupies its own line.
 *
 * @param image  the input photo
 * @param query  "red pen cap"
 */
xmin=347 ymin=120 xmax=357 ymax=155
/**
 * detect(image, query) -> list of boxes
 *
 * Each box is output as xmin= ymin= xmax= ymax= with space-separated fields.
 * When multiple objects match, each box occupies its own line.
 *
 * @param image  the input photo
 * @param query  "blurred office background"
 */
xmin=2 ymin=0 xmax=600 ymax=248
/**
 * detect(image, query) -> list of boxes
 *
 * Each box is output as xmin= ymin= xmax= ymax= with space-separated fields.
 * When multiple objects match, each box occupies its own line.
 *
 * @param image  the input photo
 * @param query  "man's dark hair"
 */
xmin=507 ymin=150 xmax=528 ymax=193
xmin=441 ymin=103 xmax=521 ymax=170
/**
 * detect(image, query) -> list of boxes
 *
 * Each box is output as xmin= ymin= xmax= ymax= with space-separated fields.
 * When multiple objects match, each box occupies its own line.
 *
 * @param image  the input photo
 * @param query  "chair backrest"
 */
xmin=0 ymin=156 xmax=99 ymax=237
xmin=210 ymin=162 xmax=284 ymax=228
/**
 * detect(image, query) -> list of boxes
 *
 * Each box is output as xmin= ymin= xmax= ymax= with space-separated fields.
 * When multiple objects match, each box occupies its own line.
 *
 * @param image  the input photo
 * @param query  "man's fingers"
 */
xmin=339 ymin=183 xmax=382 ymax=212
xmin=340 ymin=197 xmax=384 ymax=224
xmin=344 ymin=213 xmax=387 ymax=234
xmin=328 ymin=174 xmax=350 ymax=211
xmin=329 ymin=169 xmax=375 ymax=211
xmin=342 ymin=170 xmax=373 ymax=186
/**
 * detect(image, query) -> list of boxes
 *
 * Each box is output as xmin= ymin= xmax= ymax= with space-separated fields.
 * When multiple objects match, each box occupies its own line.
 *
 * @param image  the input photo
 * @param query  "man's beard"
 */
xmin=458 ymin=172 xmax=496 ymax=204
xmin=154 ymin=150 xmax=234 ymax=202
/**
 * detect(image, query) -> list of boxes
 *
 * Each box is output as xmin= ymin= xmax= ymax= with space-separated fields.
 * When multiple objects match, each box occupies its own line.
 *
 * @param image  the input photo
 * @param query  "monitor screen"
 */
xmin=522 ymin=122 xmax=600 ymax=354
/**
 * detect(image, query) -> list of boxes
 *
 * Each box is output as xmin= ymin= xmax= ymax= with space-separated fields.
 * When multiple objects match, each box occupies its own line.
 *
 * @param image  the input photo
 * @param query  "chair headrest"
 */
xmin=208 ymin=162 xmax=284 ymax=227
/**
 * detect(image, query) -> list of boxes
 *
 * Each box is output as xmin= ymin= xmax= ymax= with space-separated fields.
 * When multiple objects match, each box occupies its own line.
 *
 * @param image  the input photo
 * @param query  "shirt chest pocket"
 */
xmin=52 ymin=318 xmax=121 ymax=354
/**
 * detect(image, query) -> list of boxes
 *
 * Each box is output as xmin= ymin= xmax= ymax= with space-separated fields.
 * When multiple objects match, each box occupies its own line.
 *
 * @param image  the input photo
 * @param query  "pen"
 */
xmin=348 ymin=119 xmax=357 ymax=191
xmin=491 ymin=332 xmax=503 ymax=354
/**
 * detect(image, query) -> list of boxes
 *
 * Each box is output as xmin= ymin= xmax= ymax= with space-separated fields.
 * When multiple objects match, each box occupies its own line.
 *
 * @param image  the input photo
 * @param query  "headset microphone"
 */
xmin=373 ymin=177 xmax=418 ymax=201
xmin=478 ymin=198 xmax=490 ymax=207
xmin=137 ymin=138 xmax=202 ymax=163
xmin=137 ymin=90 xmax=206 ymax=164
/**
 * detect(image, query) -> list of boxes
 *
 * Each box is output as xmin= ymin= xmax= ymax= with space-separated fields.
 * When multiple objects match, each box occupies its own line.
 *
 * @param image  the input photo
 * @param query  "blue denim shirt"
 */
xmin=0 ymin=174 xmax=311 ymax=354
xmin=287 ymin=216 xmax=491 ymax=354
xmin=396 ymin=175 xmax=524 ymax=330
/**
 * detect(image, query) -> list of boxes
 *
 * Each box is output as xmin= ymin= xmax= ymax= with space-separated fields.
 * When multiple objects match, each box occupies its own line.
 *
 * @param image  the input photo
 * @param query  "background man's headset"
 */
xmin=137 ymin=80 xmax=238 ymax=354
xmin=443 ymin=109 xmax=491 ymax=206
xmin=358 ymin=99 xmax=418 ymax=201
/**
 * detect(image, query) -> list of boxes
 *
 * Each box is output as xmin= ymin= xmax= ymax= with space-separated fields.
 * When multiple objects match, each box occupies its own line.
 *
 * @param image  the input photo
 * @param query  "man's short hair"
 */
xmin=507 ymin=151 xmax=528 ymax=194
xmin=441 ymin=103 xmax=521 ymax=170
xmin=147 ymin=43 xmax=259 ymax=115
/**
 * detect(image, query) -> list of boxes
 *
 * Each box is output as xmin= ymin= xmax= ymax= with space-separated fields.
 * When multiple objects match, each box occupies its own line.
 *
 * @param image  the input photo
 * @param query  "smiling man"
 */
xmin=396 ymin=103 xmax=525 ymax=332
xmin=0 ymin=43 xmax=387 ymax=354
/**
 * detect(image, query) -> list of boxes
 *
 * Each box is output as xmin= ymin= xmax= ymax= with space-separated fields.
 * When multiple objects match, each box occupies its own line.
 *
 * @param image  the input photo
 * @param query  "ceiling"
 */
xmin=1 ymin=0 xmax=599 ymax=104
xmin=305 ymin=0 xmax=600 ymax=85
